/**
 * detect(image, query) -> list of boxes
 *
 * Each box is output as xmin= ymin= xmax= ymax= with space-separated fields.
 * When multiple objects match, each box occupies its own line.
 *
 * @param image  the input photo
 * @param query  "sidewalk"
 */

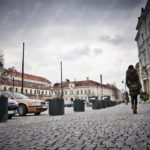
xmin=0 ymin=103 xmax=150 ymax=150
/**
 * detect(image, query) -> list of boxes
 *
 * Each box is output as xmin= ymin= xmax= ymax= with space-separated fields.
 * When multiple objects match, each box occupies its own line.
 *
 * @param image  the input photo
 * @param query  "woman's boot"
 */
xmin=132 ymin=106 xmax=137 ymax=114
xmin=131 ymin=105 xmax=134 ymax=113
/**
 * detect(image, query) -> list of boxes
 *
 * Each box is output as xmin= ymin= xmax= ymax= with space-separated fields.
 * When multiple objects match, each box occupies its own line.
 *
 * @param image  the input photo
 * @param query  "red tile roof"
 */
xmin=0 ymin=77 xmax=51 ymax=90
xmin=53 ymin=80 xmax=107 ymax=88
xmin=5 ymin=67 xmax=50 ymax=83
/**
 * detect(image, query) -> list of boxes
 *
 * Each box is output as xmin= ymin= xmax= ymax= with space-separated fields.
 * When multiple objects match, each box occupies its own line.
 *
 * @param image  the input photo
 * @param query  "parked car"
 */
xmin=8 ymin=98 xmax=19 ymax=119
xmin=1 ymin=91 xmax=47 ymax=116
xmin=64 ymin=101 xmax=73 ymax=107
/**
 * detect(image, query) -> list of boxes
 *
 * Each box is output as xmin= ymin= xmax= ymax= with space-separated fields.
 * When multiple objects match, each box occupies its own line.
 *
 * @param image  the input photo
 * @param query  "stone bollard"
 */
xmin=74 ymin=99 xmax=85 ymax=112
xmin=0 ymin=96 xmax=8 ymax=122
xmin=92 ymin=100 xmax=101 ymax=109
xmin=48 ymin=98 xmax=64 ymax=116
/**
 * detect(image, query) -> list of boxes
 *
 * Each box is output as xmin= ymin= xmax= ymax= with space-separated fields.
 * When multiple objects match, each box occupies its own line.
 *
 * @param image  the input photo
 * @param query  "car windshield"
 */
xmin=10 ymin=92 xmax=29 ymax=99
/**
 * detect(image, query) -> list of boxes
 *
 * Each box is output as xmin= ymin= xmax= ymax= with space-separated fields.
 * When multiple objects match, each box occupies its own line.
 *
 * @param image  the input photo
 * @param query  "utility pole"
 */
xmin=60 ymin=61 xmax=63 ymax=98
xmin=100 ymin=74 xmax=103 ymax=99
xmin=21 ymin=43 xmax=25 ymax=94
xmin=12 ymin=76 xmax=15 ymax=91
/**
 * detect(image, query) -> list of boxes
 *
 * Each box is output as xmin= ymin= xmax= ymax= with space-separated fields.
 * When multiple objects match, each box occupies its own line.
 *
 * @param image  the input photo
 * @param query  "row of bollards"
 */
xmin=92 ymin=100 xmax=117 ymax=110
xmin=48 ymin=99 xmax=85 ymax=116
xmin=0 ymin=96 xmax=117 ymax=121
xmin=48 ymin=99 xmax=117 ymax=116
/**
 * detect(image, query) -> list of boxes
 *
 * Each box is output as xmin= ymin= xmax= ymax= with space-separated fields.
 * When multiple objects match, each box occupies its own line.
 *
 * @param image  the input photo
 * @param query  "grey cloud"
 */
xmin=94 ymin=48 xmax=103 ymax=55
xmin=63 ymin=45 xmax=103 ymax=61
xmin=0 ymin=0 xmax=147 ymax=30
xmin=99 ymin=35 xmax=124 ymax=45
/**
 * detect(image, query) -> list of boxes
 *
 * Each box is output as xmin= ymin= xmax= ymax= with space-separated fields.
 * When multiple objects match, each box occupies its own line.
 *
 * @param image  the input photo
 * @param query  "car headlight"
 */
xmin=32 ymin=101 xmax=41 ymax=106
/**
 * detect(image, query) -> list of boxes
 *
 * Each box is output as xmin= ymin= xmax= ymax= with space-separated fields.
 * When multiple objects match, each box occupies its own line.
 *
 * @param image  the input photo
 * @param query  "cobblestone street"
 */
xmin=0 ymin=103 xmax=150 ymax=150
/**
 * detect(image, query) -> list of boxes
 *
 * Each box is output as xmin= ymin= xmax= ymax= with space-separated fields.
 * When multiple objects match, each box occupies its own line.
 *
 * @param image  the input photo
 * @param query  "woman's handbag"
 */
xmin=129 ymin=83 xmax=140 ymax=90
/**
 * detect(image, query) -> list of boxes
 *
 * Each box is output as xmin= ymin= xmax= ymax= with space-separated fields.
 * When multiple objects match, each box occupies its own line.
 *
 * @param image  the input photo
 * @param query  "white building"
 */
xmin=52 ymin=79 xmax=121 ymax=103
xmin=135 ymin=0 xmax=150 ymax=95
xmin=0 ymin=67 xmax=52 ymax=99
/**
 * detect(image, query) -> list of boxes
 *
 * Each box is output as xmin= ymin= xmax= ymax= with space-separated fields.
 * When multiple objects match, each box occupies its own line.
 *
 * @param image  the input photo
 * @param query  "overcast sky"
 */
xmin=0 ymin=0 xmax=148 ymax=90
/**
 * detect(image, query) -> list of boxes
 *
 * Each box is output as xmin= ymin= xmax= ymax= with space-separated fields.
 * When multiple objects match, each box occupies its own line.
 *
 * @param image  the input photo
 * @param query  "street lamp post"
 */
xmin=11 ymin=75 xmax=15 ymax=91
xmin=12 ymin=76 xmax=15 ymax=91
xmin=100 ymin=74 xmax=103 ymax=99
xmin=60 ymin=61 xmax=63 ymax=99
xmin=21 ymin=42 xmax=25 ymax=94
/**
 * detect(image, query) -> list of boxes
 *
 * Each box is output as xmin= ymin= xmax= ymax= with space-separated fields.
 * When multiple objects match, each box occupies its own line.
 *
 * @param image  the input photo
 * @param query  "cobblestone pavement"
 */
xmin=0 ymin=103 xmax=150 ymax=150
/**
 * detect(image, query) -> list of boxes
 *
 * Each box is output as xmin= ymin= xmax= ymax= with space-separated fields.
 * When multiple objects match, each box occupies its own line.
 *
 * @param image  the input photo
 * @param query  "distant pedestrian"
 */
xmin=125 ymin=91 xmax=129 ymax=105
xmin=126 ymin=65 xmax=142 ymax=114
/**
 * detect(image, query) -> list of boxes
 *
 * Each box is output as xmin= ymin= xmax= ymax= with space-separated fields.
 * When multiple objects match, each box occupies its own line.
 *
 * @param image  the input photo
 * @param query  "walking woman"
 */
xmin=126 ymin=65 xmax=142 ymax=114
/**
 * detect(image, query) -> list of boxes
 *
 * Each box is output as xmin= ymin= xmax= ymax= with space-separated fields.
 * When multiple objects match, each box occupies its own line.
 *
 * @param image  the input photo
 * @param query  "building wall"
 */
xmin=52 ymin=81 xmax=120 ymax=103
xmin=0 ymin=68 xmax=121 ymax=102
xmin=135 ymin=1 xmax=150 ymax=95
xmin=0 ymin=67 xmax=52 ymax=100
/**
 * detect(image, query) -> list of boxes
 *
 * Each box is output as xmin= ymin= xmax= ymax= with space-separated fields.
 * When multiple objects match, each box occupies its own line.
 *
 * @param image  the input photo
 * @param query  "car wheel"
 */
xmin=18 ymin=104 xmax=27 ymax=116
xmin=34 ymin=112 xmax=41 ymax=115
xmin=8 ymin=115 xmax=12 ymax=119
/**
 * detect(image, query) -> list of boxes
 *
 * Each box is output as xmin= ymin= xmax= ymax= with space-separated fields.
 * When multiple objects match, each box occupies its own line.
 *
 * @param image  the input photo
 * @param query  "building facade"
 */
xmin=0 ymin=67 xmax=52 ymax=100
xmin=135 ymin=0 xmax=150 ymax=95
xmin=0 ymin=67 xmax=122 ymax=102
xmin=52 ymin=80 xmax=121 ymax=103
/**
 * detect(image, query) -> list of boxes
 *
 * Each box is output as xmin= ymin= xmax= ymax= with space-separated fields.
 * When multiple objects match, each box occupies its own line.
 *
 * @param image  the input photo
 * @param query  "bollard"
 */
xmin=92 ymin=100 xmax=101 ymax=109
xmin=105 ymin=99 xmax=111 ymax=107
xmin=0 ymin=96 xmax=8 ymax=122
xmin=74 ymin=99 xmax=85 ymax=112
xmin=101 ymin=100 xmax=106 ymax=108
xmin=48 ymin=98 xmax=64 ymax=116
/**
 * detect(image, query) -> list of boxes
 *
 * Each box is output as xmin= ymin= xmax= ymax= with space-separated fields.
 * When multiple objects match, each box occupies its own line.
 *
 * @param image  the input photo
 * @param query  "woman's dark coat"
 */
xmin=126 ymin=68 xmax=142 ymax=96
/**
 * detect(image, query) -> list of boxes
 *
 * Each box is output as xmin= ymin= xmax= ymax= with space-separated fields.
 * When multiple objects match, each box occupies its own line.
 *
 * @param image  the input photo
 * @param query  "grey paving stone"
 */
xmin=0 ymin=104 xmax=150 ymax=150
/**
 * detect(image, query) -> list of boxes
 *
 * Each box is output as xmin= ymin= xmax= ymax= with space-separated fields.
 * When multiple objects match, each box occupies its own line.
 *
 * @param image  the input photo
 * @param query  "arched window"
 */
xmin=42 ymin=91 xmax=44 ymax=95
xmin=4 ymin=86 xmax=6 ymax=91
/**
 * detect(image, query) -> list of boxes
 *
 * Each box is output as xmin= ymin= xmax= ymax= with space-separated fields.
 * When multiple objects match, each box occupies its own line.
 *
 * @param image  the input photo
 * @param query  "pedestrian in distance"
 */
xmin=126 ymin=65 xmax=142 ymax=114
xmin=125 ymin=91 xmax=129 ymax=105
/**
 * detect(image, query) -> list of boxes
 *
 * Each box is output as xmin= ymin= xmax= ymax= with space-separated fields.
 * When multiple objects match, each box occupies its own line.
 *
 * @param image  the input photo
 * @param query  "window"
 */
xmin=30 ymin=89 xmax=32 ymax=94
xmin=4 ymin=86 xmax=6 ymax=91
xmin=148 ymin=22 xmax=150 ymax=33
xmin=34 ymin=90 xmax=36 ymax=94
xmin=142 ymin=33 xmax=144 ymax=42
xmin=84 ymin=90 xmax=86 ymax=94
xmin=42 ymin=91 xmax=44 ymax=95
xmin=70 ymin=90 xmax=73 ymax=95
xmin=76 ymin=90 xmax=79 ymax=95
xmin=142 ymin=49 xmax=147 ymax=66
xmin=58 ymin=91 xmax=60 ymax=95
xmin=25 ymin=89 xmax=27 ymax=94
xmin=65 ymin=91 xmax=67 ymax=95
xmin=81 ymin=90 xmax=83 ymax=94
